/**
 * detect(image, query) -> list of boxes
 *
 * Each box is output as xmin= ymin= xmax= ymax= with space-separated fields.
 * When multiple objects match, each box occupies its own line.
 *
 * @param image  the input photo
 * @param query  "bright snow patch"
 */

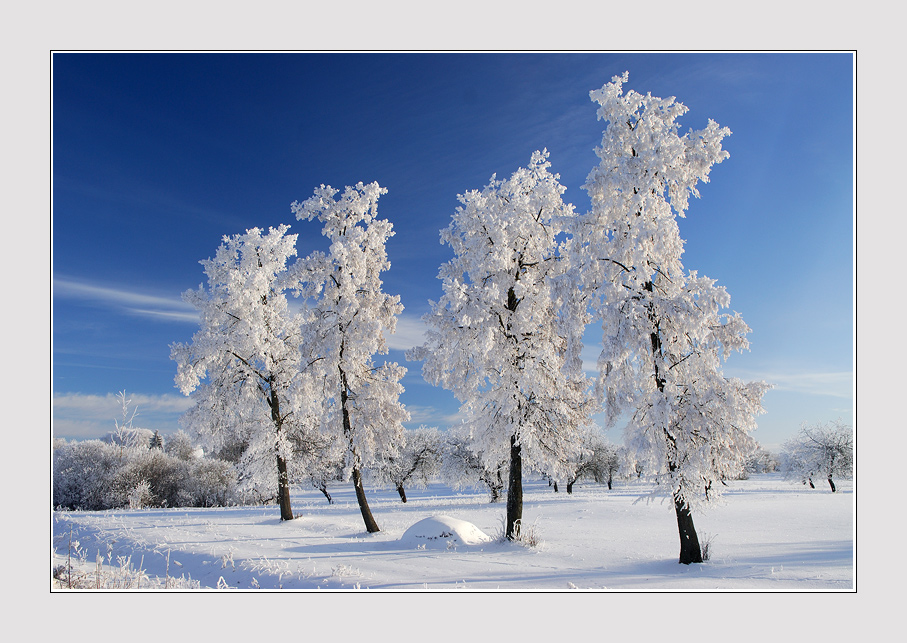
xmin=400 ymin=515 xmax=492 ymax=547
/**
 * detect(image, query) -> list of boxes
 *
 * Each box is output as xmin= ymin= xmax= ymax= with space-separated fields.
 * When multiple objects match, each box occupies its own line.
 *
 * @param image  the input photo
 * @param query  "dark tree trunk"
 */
xmin=352 ymin=465 xmax=380 ymax=533
xmin=506 ymin=435 xmax=523 ymax=540
xmin=396 ymin=484 xmax=408 ymax=503
xmin=276 ymin=453 xmax=294 ymax=521
xmin=267 ymin=383 xmax=294 ymax=521
xmin=486 ymin=467 xmax=504 ymax=502
xmin=553 ymin=481 xmax=558 ymax=493
xmin=488 ymin=478 xmax=502 ymax=503
xmin=340 ymin=364 xmax=380 ymax=533
xmin=607 ymin=473 xmax=613 ymax=490
xmin=674 ymin=493 xmax=703 ymax=564
xmin=827 ymin=477 xmax=836 ymax=492
xmin=319 ymin=485 xmax=333 ymax=505
xmin=808 ymin=478 xmax=815 ymax=489
xmin=644 ymin=295 xmax=701 ymax=565
xmin=566 ymin=479 xmax=574 ymax=494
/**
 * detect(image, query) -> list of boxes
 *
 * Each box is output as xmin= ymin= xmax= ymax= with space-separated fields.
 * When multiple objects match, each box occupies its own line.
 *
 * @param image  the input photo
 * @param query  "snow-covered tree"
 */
xmin=149 ymin=430 xmax=164 ymax=450
xmin=563 ymin=428 xmax=622 ymax=493
xmin=440 ymin=427 xmax=507 ymax=503
xmin=575 ymin=73 xmax=770 ymax=563
xmin=372 ymin=426 xmax=444 ymax=502
xmin=291 ymin=182 xmax=409 ymax=533
xmin=781 ymin=419 xmax=853 ymax=492
xmin=171 ymin=225 xmax=322 ymax=521
xmin=745 ymin=444 xmax=780 ymax=475
xmin=409 ymin=151 xmax=592 ymax=539
xmin=288 ymin=427 xmax=345 ymax=504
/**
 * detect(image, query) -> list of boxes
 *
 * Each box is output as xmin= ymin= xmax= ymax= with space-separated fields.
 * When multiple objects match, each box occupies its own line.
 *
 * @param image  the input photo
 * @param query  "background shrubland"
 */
xmin=52 ymin=432 xmax=238 ymax=511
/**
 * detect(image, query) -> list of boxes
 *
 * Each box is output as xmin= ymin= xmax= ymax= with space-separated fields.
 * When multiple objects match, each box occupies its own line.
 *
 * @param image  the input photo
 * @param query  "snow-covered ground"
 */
xmin=51 ymin=473 xmax=852 ymax=591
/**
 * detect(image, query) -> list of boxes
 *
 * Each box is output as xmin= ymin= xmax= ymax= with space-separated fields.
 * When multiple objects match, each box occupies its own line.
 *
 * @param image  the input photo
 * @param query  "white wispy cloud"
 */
xmin=385 ymin=313 xmax=428 ymax=352
xmin=53 ymin=392 xmax=193 ymax=439
xmin=726 ymin=369 xmax=853 ymax=399
xmin=54 ymin=277 xmax=198 ymax=323
xmin=403 ymin=404 xmax=466 ymax=428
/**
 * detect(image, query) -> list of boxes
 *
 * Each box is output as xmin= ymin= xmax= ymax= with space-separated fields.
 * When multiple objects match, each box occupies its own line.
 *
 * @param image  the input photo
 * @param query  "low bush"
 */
xmin=53 ymin=437 xmax=239 ymax=510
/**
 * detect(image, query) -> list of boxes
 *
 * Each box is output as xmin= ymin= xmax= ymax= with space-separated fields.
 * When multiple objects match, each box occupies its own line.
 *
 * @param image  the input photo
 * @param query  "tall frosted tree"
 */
xmin=576 ymin=73 xmax=770 ymax=563
xmin=171 ymin=225 xmax=320 ymax=521
xmin=409 ymin=151 xmax=592 ymax=540
xmin=291 ymin=182 xmax=409 ymax=533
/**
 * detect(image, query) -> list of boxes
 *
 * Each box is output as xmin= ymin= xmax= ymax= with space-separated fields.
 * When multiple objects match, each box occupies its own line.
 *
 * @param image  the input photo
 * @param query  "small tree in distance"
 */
xmin=781 ymin=419 xmax=853 ymax=492
xmin=373 ymin=426 xmax=443 ymax=503
xmin=563 ymin=428 xmax=622 ymax=493
xmin=440 ymin=427 xmax=507 ymax=503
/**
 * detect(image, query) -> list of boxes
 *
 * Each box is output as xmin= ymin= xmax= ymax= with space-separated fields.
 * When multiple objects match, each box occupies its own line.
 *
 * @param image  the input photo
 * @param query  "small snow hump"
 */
xmin=400 ymin=515 xmax=492 ymax=547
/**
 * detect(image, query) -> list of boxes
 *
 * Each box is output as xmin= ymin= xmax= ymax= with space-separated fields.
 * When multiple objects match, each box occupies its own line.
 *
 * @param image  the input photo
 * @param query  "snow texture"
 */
xmin=51 ymin=474 xmax=852 ymax=591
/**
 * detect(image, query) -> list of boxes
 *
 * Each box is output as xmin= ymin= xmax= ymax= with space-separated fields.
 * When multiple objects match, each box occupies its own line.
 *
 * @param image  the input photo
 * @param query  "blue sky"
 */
xmin=52 ymin=52 xmax=853 ymax=451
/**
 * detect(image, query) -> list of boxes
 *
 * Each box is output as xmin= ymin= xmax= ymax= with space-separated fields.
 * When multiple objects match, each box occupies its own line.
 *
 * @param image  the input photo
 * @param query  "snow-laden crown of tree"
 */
xmin=408 ymin=149 xmax=593 ymax=495
xmin=290 ymin=182 xmax=409 ymax=532
xmin=574 ymin=72 xmax=770 ymax=516
xmin=290 ymin=182 xmax=409 ymax=472
xmin=170 ymin=225 xmax=321 ymax=520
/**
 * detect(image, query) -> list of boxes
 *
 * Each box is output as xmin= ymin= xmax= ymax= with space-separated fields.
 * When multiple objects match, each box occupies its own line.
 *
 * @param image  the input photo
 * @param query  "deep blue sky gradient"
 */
xmin=52 ymin=52 xmax=854 ymax=449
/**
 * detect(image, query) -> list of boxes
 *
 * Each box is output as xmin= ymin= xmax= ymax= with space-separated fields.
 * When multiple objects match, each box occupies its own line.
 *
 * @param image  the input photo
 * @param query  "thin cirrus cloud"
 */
xmin=53 ymin=277 xmax=198 ymax=323
xmin=728 ymin=369 xmax=853 ymax=400
xmin=53 ymin=391 xmax=194 ymax=439
xmin=384 ymin=315 xmax=429 ymax=352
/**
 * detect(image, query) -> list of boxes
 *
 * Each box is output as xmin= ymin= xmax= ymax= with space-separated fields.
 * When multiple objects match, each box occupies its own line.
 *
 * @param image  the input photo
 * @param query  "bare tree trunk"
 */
xmin=645 ymin=298 xmax=701 ymax=565
xmin=827 ymin=477 xmax=836 ymax=492
xmin=488 ymin=477 xmax=502 ymax=503
xmin=319 ymin=485 xmax=333 ymax=504
xmin=352 ymin=465 xmax=380 ymax=533
xmin=268 ymin=383 xmax=294 ymax=521
xmin=506 ymin=435 xmax=523 ymax=540
xmin=276 ymin=453 xmax=294 ymax=521
xmin=340 ymin=365 xmax=380 ymax=533
xmin=396 ymin=484 xmax=408 ymax=503
xmin=674 ymin=493 xmax=702 ymax=564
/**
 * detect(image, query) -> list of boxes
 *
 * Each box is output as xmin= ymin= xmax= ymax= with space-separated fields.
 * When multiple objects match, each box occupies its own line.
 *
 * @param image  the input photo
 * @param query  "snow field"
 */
xmin=52 ymin=473 xmax=852 ymax=591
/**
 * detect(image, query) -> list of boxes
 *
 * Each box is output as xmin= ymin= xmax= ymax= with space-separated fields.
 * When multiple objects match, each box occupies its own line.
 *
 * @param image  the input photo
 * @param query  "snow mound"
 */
xmin=400 ymin=515 xmax=492 ymax=547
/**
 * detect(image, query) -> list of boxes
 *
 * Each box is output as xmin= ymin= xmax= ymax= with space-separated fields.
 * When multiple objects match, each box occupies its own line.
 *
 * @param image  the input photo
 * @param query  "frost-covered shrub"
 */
xmin=185 ymin=458 xmax=237 ymax=507
xmin=128 ymin=480 xmax=154 ymax=509
xmin=53 ymin=439 xmax=124 ymax=510
xmin=110 ymin=449 xmax=190 ymax=508
xmin=53 ymin=435 xmax=240 ymax=510
xmin=164 ymin=429 xmax=197 ymax=461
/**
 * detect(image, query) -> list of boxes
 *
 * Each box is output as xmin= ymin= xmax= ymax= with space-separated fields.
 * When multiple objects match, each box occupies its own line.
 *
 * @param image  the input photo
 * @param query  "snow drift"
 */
xmin=400 ymin=515 xmax=493 ymax=547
